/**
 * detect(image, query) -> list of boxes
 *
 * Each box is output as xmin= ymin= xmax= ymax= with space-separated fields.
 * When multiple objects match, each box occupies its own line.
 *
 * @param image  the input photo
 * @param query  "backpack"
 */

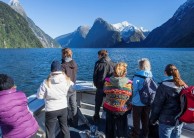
xmin=177 ymin=86 xmax=194 ymax=123
xmin=134 ymin=75 xmax=158 ymax=105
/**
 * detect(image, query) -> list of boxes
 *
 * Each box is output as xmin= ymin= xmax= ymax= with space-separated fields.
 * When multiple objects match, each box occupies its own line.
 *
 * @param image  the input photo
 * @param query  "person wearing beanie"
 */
xmin=37 ymin=60 xmax=74 ymax=138
xmin=0 ymin=74 xmax=39 ymax=138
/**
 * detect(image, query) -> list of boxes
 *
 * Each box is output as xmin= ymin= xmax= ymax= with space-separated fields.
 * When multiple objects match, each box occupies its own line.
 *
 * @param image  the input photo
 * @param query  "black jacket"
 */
xmin=93 ymin=57 xmax=114 ymax=89
xmin=61 ymin=59 xmax=77 ymax=83
xmin=150 ymin=81 xmax=183 ymax=126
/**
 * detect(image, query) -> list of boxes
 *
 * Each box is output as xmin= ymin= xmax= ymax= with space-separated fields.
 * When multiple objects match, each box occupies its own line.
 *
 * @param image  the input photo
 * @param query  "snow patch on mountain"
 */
xmin=9 ymin=0 xmax=27 ymax=17
xmin=112 ymin=21 xmax=130 ymax=31
xmin=112 ymin=21 xmax=149 ymax=33
xmin=9 ymin=0 xmax=20 ymax=6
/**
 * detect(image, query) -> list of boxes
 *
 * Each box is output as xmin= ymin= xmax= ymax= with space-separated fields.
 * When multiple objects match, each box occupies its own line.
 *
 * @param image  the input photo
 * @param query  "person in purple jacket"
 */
xmin=0 ymin=74 xmax=39 ymax=138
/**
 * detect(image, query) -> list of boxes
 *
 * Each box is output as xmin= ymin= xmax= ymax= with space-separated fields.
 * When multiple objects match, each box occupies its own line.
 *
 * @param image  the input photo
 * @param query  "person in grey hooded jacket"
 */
xmin=61 ymin=48 xmax=78 ymax=126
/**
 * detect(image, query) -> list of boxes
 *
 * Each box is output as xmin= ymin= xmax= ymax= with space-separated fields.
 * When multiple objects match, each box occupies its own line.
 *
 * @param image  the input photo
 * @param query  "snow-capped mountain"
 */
xmin=112 ymin=21 xmax=130 ymax=32
xmin=9 ymin=0 xmax=59 ymax=48
xmin=56 ymin=18 xmax=121 ymax=48
xmin=144 ymin=0 xmax=194 ymax=47
xmin=56 ymin=18 xmax=150 ymax=47
xmin=112 ymin=21 xmax=149 ymax=43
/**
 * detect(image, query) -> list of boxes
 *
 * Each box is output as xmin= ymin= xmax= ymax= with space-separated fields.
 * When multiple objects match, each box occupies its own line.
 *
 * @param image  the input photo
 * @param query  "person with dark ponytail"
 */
xmin=150 ymin=64 xmax=187 ymax=138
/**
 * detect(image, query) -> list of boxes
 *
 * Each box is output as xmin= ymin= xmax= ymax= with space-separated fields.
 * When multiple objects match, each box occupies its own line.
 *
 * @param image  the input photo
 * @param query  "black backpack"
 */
xmin=134 ymin=75 xmax=158 ymax=105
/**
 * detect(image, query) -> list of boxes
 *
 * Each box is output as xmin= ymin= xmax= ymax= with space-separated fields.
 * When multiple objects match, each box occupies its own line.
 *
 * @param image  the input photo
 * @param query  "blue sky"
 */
xmin=2 ymin=0 xmax=187 ymax=38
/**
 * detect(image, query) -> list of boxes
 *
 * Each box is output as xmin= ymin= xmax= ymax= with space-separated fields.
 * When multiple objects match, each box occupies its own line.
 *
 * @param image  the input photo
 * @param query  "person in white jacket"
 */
xmin=37 ymin=60 xmax=73 ymax=138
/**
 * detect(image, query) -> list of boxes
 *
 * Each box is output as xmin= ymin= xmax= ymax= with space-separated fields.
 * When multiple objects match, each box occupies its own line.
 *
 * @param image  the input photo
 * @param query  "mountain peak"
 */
xmin=92 ymin=18 xmax=115 ymax=31
xmin=76 ymin=25 xmax=90 ymax=38
xmin=94 ymin=18 xmax=107 ymax=24
xmin=140 ymin=27 xmax=149 ymax=32
xmin=9 ymin=0 xmax=27 ymax=17
xmin=173 ymin=0 xmax=194 ymax=20
xmin=10 ymin=0 xmax=20 ymax=6
xmin=113 ymin=21 xmax=132 ymax=31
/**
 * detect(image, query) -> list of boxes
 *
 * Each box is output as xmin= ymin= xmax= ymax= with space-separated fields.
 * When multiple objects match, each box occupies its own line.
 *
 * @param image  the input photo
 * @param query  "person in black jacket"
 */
xmin=61 ymin=48 xmax=78 ymax=126
xmin=93 ymin=50 xmax=114 ymax=122
xmin=150 ymin=64 xmax=187 ymax=138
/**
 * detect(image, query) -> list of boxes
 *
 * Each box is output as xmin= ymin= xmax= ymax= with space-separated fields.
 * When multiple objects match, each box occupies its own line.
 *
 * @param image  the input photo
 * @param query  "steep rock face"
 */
xmin=10 ymin=0 xmax=26 ymax=17
xmin=55 ymin=33 xmax=74 ymax=47
xmin=10 ymin=0 xmax=60 ymax=48
xmin=84 ymin=18 xmax=121 ymax=48
xmin=55 ymin=26 xmax=90 ymax=47
xmin=144 ymin=0 xmax=194 ymax=47
xmin=68 ymin=26 xmax=90 ymax=47
xmin=56 ymin=18 xmax=122 ymax=48
xmin=0 ymin=2 xmax=43 ymax=48
xmin=56 ymin=18 xmax=150 ymax=48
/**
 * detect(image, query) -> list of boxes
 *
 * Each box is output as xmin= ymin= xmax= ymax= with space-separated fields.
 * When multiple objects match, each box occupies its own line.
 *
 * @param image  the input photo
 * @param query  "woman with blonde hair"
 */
xmin=132 ymin=58 xmax=153 ymax=138
xmin=150 ymin=64 xmax=187 ymax=138
xmin=103 ymin=62 xmax=132 ymax=138
xmin=37 ymin=60 xmax=73 ymax=138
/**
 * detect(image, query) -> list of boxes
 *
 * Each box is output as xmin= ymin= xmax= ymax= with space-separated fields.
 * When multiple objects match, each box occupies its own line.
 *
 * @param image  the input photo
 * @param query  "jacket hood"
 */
xmin=110 ymin=77 xmax=129 ymax=88
xmin=162 ymin=81 xmax=180 ymax=89
xmin=98 ymin=56 xmax=111 ymax=63
xmin=62 ymin=57 xmax=72 ymax=63
xmin=62 ymin=59 xmax=77 ymax=69
xmin=162 ymin=76 xmax=179 ymax=89
xmin=135 ymin=70 xmax=153 ymax=77
xmin=50 ymin=73 xmax=65 ymax=84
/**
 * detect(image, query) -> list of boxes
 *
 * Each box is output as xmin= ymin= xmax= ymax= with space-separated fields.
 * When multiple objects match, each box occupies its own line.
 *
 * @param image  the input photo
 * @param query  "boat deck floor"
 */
xmin=55 ymin=108 xmax=193 ymax=138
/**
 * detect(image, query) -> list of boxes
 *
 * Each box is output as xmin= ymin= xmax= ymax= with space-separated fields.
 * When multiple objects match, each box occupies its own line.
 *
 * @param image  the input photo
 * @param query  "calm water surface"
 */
xmin=0 ymin=48 xmax=194 ymax=96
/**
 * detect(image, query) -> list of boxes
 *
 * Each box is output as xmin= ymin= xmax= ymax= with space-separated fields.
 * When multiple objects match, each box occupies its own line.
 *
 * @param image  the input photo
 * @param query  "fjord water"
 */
xmin=0 ymin=48 xmax=194 ymax=96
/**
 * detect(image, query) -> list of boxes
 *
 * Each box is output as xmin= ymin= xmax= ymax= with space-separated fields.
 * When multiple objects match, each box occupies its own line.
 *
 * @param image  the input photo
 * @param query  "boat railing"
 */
xmin=0 ymin=80 xmax=194 ymax=138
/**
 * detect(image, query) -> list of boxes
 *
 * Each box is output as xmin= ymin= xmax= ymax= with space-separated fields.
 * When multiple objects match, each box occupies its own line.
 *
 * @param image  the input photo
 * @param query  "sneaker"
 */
xmin=92 ymin=114 xmax=100 ymax=123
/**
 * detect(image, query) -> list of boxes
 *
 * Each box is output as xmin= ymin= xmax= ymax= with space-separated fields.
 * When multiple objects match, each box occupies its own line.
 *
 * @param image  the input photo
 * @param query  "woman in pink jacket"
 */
xmin=0 ymin=74 xmax=39 ymax=138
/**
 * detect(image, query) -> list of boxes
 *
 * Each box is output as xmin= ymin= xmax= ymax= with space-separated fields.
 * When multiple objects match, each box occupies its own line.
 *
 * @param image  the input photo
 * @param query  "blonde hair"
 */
xmin=114 ymin=62 xmax=127 ymax=77
xmin=138 ymin=58 xmax=151 ymax=71
xmin=62 ymin=48 xmax=72 ymax=58
xmin=46 ymin=72 xmax=70 ymax=87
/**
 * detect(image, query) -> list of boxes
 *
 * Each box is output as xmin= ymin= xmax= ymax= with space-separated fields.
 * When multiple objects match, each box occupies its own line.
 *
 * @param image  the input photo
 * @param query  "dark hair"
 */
xmin=98 ymin=49 xmax=108 ymax=57
xmin=165 ymin=64 xmax=186 ymax=87
xmin=0 ymin=74 xmax=14 ymax=91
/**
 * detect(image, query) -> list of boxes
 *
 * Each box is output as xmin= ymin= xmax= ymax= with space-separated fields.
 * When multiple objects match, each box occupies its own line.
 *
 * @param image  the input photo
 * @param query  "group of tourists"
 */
xmin=92 ymin=50 xmax=188 ymax=138
xmin=0 ymin=48 xmax=190 ymax=138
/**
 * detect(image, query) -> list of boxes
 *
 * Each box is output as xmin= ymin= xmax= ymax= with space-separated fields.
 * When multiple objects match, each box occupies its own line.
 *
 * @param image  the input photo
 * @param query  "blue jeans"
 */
xmin=159 ymin=123 xmax=183 ymax=138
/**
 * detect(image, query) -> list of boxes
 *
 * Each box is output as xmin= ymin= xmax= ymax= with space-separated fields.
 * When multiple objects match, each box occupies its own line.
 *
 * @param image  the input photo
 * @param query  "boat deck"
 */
xmin=0 ymin=81 xmax=193 ymax=138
